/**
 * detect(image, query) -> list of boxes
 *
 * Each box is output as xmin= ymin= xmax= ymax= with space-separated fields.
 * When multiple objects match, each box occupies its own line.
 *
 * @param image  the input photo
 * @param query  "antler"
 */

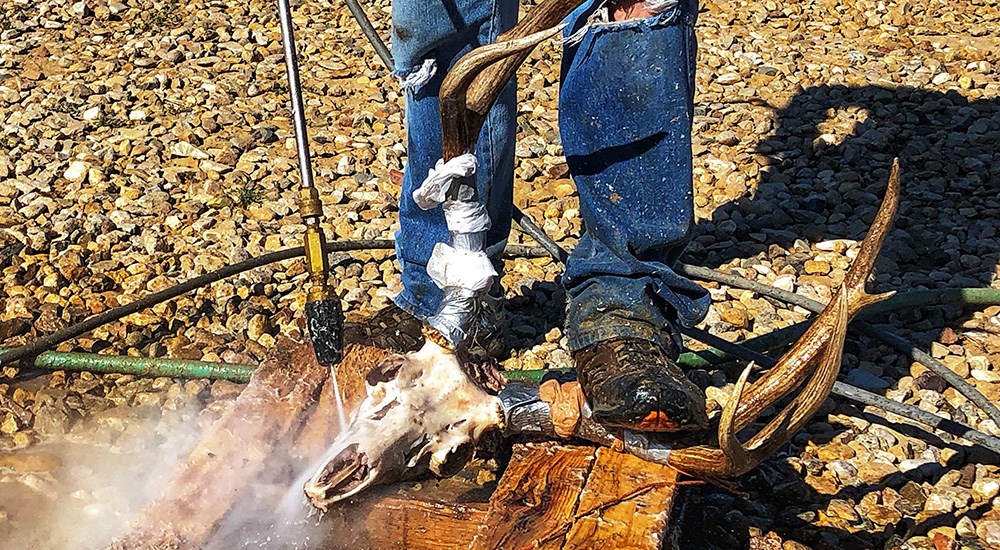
xmin=502 ymin=161 xmax=902 ymax=478
xmin=659 ymin=159 xmax=901 ymax=477
xmin=438 ymin=0 xmax=586 ymax=160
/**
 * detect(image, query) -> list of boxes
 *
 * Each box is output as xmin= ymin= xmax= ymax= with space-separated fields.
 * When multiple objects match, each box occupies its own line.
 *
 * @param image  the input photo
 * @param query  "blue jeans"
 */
xmin=392 ymin=0 xmax=710 ymax=354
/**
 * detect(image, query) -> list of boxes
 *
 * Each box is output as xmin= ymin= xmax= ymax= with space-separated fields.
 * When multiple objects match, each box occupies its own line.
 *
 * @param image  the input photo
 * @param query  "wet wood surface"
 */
xmin=293 ymin=344 xmax=391 ymax=458
xmin=472 ymin=443 xmax=596 ymax=550
xmin=110 ymin=336 xmax=329 ymax=549
xmin=346 ymin=442 xmax=680 ymax=550
xmin=365 ymin=498 xmax=489 ymax=549
xmin=564 ymin=447 xmax=680 ymax=549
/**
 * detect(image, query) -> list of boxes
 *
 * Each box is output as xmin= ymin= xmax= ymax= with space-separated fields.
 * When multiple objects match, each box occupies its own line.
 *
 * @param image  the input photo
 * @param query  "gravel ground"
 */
xmin=1 ymin=0 xmax=999 ymax=547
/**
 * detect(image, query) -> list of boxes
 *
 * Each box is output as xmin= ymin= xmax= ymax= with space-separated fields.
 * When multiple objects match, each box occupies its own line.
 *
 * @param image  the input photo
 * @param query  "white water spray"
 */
xmin=329 ymin=367 xmax=347 ymax=432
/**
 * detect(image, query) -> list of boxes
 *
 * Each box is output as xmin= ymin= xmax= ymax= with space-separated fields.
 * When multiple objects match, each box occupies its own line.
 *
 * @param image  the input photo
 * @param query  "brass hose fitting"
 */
xmin=300 ymin=187 xmax=329 ymax=297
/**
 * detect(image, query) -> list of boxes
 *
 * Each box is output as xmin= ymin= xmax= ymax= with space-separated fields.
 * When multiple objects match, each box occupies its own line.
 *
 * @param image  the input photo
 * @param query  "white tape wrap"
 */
xmin=412 ymin=154 xmax=478 ymax=210
xmin=426 ymin=243 xmax=496 ymax=292
xmin=443 ymin=200 xmax=491 ymax=233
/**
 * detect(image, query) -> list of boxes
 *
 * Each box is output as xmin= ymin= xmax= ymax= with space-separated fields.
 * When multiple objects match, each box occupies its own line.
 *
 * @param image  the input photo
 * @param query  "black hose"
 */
xmin=512 ymin=208 xmax=571 ymax=264
xmin=342 ymin=0 xmax=394 ymax=69
xmin=3 ymin=233 xmax=999 ymax=458
xmin=0 ymin=240 xmax=386 ymax=367
xmin=675 ymin=262 xmax=1000 ymax=430
xmin=0 ymin=240 xmax=559 ymax=368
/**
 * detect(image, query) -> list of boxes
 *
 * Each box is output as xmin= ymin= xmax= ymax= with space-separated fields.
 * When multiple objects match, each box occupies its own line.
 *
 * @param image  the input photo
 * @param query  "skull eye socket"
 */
xmin=436 ymin=442 xmax=474 ymax=478
xmin=365 ymin=356 xmax=404 ymax=386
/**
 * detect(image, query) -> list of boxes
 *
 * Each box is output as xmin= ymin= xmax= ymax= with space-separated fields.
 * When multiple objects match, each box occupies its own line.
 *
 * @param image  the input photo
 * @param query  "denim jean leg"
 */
xmin=391 ymin=0 xmax=518 ymax=320
xmin=558 ymin=0 xmax=710 ymax=354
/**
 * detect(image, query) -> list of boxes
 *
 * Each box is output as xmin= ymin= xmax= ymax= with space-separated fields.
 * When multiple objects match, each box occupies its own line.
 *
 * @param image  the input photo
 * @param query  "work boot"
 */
xmin=343 ymin=303 xmax=425 ymax=353
xmin=343 ymin=295 xmax=508 ymax=359
xmin=574 ymin=338 xmax=708 ymax=432
xmin=463 ymin=290 xmax=509 ymax=361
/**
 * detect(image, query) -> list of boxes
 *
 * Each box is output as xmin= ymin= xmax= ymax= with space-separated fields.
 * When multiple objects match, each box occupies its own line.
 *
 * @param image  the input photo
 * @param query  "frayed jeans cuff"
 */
xmin=394 ymin=58 xmax=438 ymax=94
xmin=566 ymin=321 xmax=675 ymax=357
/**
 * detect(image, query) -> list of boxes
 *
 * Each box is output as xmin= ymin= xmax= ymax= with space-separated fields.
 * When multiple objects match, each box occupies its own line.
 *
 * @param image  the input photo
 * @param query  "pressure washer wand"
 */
xmin=277 ymin=0 xmax=343 ymax=366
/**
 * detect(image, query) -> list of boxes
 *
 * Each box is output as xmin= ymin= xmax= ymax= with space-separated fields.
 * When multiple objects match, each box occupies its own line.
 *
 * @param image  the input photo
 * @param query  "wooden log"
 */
xmin=111 ymin=338 xmax=680 ymax=550
xmin=464 ymin=442 xmax=680 ymax=550
xmin=471 ymin=442 xmax=596 ymax=550
xmin=564 ymin=447 xmax=681 ymax=549
xmin=110 ymin=336 xmax=328 ymax=549
xmin=364 ymin=498 xmax=489 ymax=549
xmin=292 ymin=344 xmax=390 ymax=458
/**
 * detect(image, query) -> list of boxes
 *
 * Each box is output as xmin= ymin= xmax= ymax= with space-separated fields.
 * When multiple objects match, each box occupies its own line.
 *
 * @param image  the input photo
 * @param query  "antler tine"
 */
xmin=439 ymin=26 xmax=565 ymax=160
xmin=844 ymin=158 xmax=900 ymax=309
xmin=718 ymin=362 xmax=754 ymax=469
xmin=666 ymin=160 xmax=901 ymax=478
xmin=716 ymin=291 xmax=850 ymax=476
xmin=725 ymin=159 xmax=900 ymax=435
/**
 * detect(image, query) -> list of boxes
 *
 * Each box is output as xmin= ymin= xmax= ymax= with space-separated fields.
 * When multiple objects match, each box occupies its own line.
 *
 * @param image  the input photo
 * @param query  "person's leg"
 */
xmin=343 ymin=0 xmax=517 ymax=353
xmin=392 ymin=0 xmax=517 ymax=322
xmin=559 ymin=0 xmax=711 ymax=430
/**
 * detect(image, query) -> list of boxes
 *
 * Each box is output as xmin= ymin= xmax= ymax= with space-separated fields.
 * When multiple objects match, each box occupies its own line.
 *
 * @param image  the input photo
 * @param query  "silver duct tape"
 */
xmin=426 ymin=225 xmax=494 ymax=347
xmin=576 ymin=410 xmax=619 ymax=448
xmin=427 ymin=286 xmax=480 ymax=346
xmin=497 ymin=382 xmax=558 ymax=437
xmin=644 ymin=0 xmax=679 ymax=14
xmin=450 ymin=230 xmax=486 ymax=252
xmin=496 ymin=383 xmax=676 ymax=467
xmin=622 ymin=430 xmax=673 ymax=464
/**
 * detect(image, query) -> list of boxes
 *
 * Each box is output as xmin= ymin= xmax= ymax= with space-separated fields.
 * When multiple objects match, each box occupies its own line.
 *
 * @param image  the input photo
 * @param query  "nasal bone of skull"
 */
xmin=304 ymin=479 xmax=328 ymax=506
xmin=305 ymin=442 xmax=367 ymax=502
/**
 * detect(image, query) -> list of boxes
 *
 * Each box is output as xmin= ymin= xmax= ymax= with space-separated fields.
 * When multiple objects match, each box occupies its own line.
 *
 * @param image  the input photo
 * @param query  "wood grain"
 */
xmin=563 ymin=447 xmax=680 ymax=549
xmin=365 ymin=498 xmax=489 ymax=549
xmin=471 ymin=442 xmax=596 ymax=550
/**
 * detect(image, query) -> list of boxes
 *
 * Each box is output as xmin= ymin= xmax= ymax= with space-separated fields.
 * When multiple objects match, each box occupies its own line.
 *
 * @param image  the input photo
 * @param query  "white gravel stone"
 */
xmin=63 ymin=161 xmax=89 ymax=183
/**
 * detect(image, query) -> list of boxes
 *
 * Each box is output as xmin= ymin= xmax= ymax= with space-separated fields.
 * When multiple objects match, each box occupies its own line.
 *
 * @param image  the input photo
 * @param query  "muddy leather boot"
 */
xmin=344 ymin=296 xmax=508 ymax=359
xmin=574 ymin=338 xmax=708 ymax=432
xmin=343 ymin=303 xmax=426 ymax=353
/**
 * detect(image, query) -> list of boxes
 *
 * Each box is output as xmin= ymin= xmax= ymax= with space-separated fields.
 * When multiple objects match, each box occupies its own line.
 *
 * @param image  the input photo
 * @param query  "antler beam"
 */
xmin=438 ymin=0 xmax=586 ymax=160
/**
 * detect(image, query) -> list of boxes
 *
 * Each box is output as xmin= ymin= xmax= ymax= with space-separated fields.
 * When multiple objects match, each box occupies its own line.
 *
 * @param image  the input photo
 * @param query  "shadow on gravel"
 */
xmin=502 ymin=277 xmax=568 ymax=353
xmin=690 ymin=84 xmax=999 ymax=291
xmin=680 ymin=454 xmax=995 ymax=550
xmin=678 ymin=85 xmax=999 ymax=548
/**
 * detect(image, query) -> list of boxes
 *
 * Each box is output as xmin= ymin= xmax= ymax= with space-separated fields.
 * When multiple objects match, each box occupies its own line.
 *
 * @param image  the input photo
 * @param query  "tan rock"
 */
xmin=803 ymin=260 xmax=831 ymax=275
xmin=721 ymin=307 xmax=751 ymax=329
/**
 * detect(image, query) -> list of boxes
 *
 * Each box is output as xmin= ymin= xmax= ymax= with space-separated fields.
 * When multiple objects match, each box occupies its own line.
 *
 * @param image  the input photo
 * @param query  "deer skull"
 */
xmin=303 ymin=340 xmax=503 ymax=510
